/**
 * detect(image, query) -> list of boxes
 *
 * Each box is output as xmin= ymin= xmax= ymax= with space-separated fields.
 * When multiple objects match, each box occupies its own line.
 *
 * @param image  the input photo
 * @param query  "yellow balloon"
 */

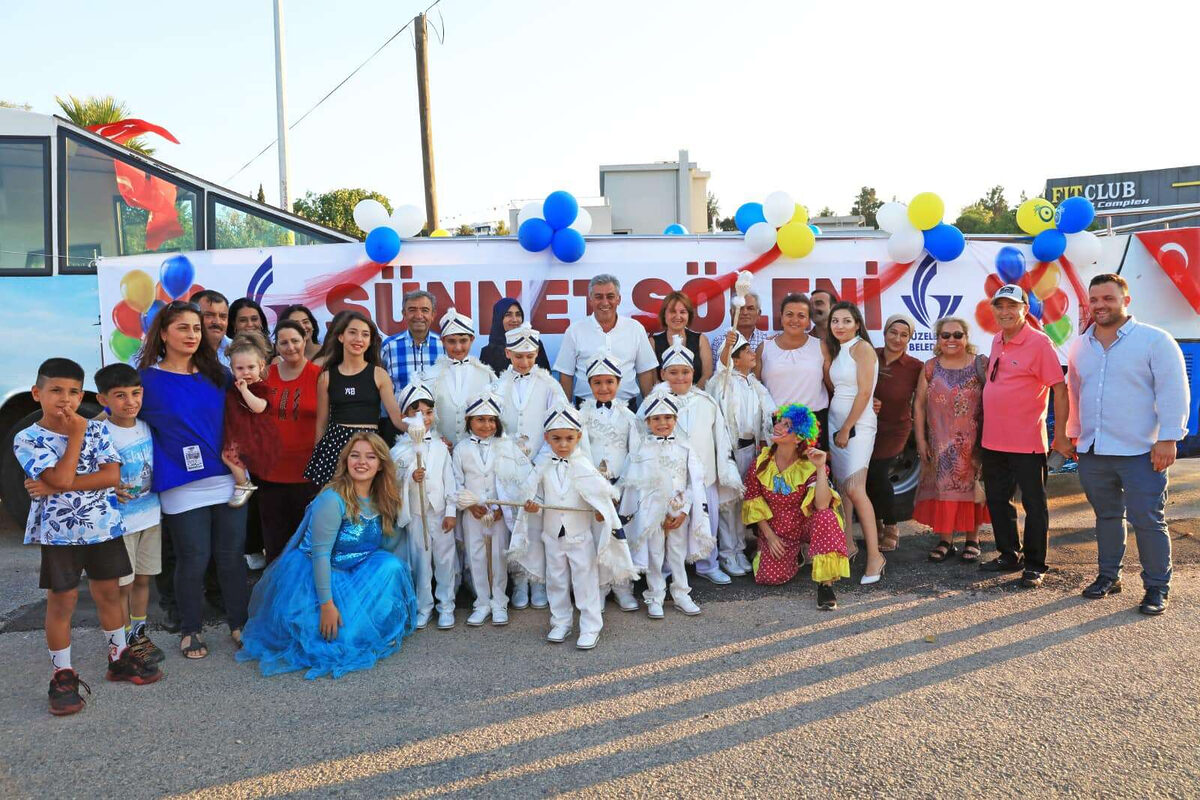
xmin=907 ymin=192 xmax=944 ymax=231
xmin=1033 ymin=261 xmax=1060 ymax=298
xmin=1017 ymin=198 xmax=1056 ymax=236
xmin=120 ymin=270 xmax=155 ymax=313
xmin=430 ymin=229 xmax=450 ymax=238
xmin=789 ymin=203 xmax=809 ymax=226
xmin=776 ymin=222 xmax=816 ymax=259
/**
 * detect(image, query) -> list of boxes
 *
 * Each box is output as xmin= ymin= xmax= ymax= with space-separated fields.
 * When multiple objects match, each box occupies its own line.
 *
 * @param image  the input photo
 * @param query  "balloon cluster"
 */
xmin=877 ymin=193 xmax=965 ymax=263
xmin=1015 ymin=195 xmax=1100 ymax=266
xmin=352 ymin=199 xmax=425 ymax=264
xmin=978 ymin=246 xmax=1072 ymax=346
xmin=734 ymin=191 xmax=819 ymax=258
xmin=109 ymin=255 xmax=201 ymax=361
xmin=516 ymin=190 xmax=588 ymax=263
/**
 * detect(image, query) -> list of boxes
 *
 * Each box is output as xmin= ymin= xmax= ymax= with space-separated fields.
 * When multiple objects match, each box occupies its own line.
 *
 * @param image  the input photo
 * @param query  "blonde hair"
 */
xmin=226 ymin=330 xmax=271 ymax=366
xmin=328 ymin=432 xmax=403 ymax=536
xmin=932 ymin=316 xmax=977 ymax=356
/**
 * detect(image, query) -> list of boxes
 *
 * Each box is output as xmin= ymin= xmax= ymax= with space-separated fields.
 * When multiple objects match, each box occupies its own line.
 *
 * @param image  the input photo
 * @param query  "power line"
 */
xmin=225 ymin=0 xmax=443 ymax=184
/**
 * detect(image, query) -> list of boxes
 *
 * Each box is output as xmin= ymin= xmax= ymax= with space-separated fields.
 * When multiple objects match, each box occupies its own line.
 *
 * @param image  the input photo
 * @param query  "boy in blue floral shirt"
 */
xmin=15 ymin=358 xmax=162 ymax=716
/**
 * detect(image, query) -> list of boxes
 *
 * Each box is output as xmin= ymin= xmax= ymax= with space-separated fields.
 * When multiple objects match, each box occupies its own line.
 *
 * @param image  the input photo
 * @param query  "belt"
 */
xmin=737 ymin=437 xmax=756 ymax=449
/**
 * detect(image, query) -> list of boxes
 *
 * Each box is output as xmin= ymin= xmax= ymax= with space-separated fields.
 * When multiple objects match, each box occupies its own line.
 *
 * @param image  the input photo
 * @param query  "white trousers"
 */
xmin=718 ymin=445 xmax=756 ymax=562
xmin=543 ymin=533 xmax=603 ymax=636
xmin=644 ymin=523 xmax=691 ymax=605
xmin=694 ymin=482 xmax=722 ymax=574
xmin=462 ymin=513 xmax=509 ymax=613
xmin=406 ymin=507 xmax=459 ymax=616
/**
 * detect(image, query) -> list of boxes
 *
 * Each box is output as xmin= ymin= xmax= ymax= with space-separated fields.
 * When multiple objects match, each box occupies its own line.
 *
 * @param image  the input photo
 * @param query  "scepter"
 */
xmin=406 ymin=418 xmax=432 ymax=552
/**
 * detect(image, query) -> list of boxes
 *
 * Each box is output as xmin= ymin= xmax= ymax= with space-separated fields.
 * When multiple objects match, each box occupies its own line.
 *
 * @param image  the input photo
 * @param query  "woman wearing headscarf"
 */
xmin=479 ymin=298 xmax=550 ymax=376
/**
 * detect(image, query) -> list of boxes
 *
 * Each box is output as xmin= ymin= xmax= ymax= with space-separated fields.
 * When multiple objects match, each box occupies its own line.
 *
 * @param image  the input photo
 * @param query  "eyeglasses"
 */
xmin=938 ymin=331 xmax=965 ymax=340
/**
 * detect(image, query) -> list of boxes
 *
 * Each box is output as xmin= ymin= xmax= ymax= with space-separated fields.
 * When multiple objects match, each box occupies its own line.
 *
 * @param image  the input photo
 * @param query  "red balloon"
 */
xmin=158 ymin=282 xmax=204 ymax=303
xmin=112 ymin=300 xmax=143 ymax=338
xmin=984 ymin=273 xmax=1004 ymax=296
xmin=1042 ymin=288 xmax=1069 ymax=322
xmin=975 ymin=299 xmax=1000 ymax=335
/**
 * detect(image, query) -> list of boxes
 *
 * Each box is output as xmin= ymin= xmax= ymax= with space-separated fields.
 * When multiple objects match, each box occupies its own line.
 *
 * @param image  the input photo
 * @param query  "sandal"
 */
xmin=180 ymin=633 xmax=208 ymax=660
xmin=928 ymin=540 xmax=957 ymax=563
xmin=879 ymin=525 xmax=899 ymax=552
xmin=960 ymin=540 xmax=981 ymax=563
xmin=230 ymin=628 xmax=243 ymax=649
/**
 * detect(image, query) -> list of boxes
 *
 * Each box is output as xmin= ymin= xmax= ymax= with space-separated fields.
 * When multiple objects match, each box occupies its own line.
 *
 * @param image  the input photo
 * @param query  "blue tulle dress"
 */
xmin=237 ymin=489 xmax=418 ymax=679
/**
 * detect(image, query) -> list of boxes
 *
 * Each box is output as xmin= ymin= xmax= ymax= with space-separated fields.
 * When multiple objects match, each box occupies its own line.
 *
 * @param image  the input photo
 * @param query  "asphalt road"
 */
xmin=0 ymin=466 xmax=1197 ymax=798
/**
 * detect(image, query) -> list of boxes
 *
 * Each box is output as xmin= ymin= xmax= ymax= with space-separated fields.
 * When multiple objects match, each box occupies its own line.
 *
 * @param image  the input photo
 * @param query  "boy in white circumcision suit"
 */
xmin=426 ymin=307 xmax=495 ymax=444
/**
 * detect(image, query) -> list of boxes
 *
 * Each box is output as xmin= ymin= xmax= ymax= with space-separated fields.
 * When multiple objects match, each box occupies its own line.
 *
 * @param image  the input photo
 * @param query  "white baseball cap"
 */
xmin=991 ymin=284 xmax=1027 ymax=305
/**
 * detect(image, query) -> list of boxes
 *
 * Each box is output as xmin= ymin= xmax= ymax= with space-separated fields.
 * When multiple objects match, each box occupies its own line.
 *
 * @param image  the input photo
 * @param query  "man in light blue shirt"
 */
xmin=1066 ymin=273 xmax=1189 ymax=616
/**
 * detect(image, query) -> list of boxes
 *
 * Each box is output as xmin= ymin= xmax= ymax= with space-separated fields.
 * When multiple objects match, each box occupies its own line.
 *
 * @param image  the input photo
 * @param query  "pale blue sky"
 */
xmin=5 ymin=0 xmax=1196 ymax=227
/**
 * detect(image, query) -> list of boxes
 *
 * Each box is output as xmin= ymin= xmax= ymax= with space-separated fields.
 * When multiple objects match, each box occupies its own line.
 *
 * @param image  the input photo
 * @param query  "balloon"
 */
xmin=157 ymin=281 xmax=203 ymax=303
xmin=975 ymin=299 xmax=1000 ymax=335
xmin=734 ymin=202 xmax=766 ymax=233
xmin=569 ymin=207 xmax=592 ymax=235
xmin=995 ymin=246 xmax=1027 ymax=283
xmin=886 ymin=226 xmax=925 ymax=263
xmin=112 ymin=300 xmax=143 ymax=338
xmin=984 ymin=273 xmax=1005 ymax=297
xmin=140 ymin=300 xmax=166 ymax=334
xmin=518 ymin=218 xmax=554 ymax=252
xmin=120 ymin=270 xmax=154 ymax=312
xmin=389 ymin=204 xmax=425 ymax=238
xmin=876 ymin=202 xmax=909 ymax=233
xmin=743 ymin=222 xmax=778 ymax=255
xmin=1054 ymin=196 xmax=1095 ymax=234
xmin=1042 ymin=288 xmax=1069 ymax=322
xmin=430 ymin=229 xmax=450 ymax=238
xmin=352 ymin=198 xmax=390 ymax=233
xmin=109 ymin=330 xmax=141 ymax=362
xmin=776 ymin=222 xmax=816 ymax=258
xmin=922 ymin=223 xmax=965 ymax=262
xmin=663 ymin=224 xmax=688 ymax=235
xmin=1045 ymin=316 xmax=1072 ymax=346
xmin=542 ymin=191 xmax=578 ymax=230
xmin=1032 ymin=229 xmax=1067 ymax=262
xmin=1027 ymin=292 xmax=1043 ymax=320
xmin=808 ymin=224 xmax=822 ymax=236
xmin=790 ymin=204 xmax=809 ymax=226
xmin=551 ymin=228 xmax=586 ymax=263
xmin=762 ymin=191 xmax=795 ymax=227
xmin=1064 ymin=230 xmax=1101 ymax=266
xmin=159 ymin=255 xmax=195 ymax=300
xmin=1033 ymin=261 xmax=1061 ymax=298
xmin=365 ymin=226 xmax=401 ymax=262
xmin=907 ymin=192 xmax=945 ymax=231
xmin=1016 ymin=198 xmax=1056 ymax=236
xmin=517 ymin=201 xmax=544 ymax=229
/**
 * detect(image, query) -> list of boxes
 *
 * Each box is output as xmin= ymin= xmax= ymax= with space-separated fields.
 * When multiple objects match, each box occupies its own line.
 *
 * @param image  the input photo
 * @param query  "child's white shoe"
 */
xmin=697 ymin=567 xmax=731 ymax=585
xmin=467 ymin=607 xmax=490 ymax=626
xmin=530 ymin=583 xmax=549 ymax=609
xmin=647 ymin=602 xmax=665 ymax=619
xmin=229 ymin=483 xmax=257 ymax=508
xmin=511 ymin=578 xmax=530 ymax=609
xmin=674 ymin=595 xmax=702 ymax=616
xmin=720 ymin=556 xmax=747 ymax=577
xmin=416 ymin=611 xmax=431 ymax=630
xmin=436 ymin=610 xmax=456 ymax=630
xmin=613 ymin=585 xmax=639 ymax=612
xmin=546 ymin=625 xmax=571 ymax=643
xmin=492 ymin=607 xmax=509 ymax=626
xmin=735 ymin=552 xmax=754 ymax=574
xmin=576 ymin=631 xmax=599 ymax=650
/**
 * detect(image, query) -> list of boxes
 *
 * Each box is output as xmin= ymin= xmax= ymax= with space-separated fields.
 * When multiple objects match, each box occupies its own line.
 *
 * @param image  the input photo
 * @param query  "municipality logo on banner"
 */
xmin=902 ymin=255 xmax=962 ymax=330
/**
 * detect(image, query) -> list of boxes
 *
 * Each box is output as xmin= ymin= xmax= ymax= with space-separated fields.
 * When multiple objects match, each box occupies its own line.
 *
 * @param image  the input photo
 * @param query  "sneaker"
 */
xmin=106 ymin=649 xmax=163 ymax=685
xmin=720 ymin=557 xmax=748 ymax=577
xmin=511 ymin=580 xmax=530 ymax=610
xmin=492 ymin=607 xmax=509 ymax=626
xmin=48 ymin=669 xmax=90 ymax=716
xmin=229 ymin=483 xmax=257 ymax=508
xmin=613 ymin=585 xmax=639 ymax=612
xmin=436 ymin=610 xmax=455 ymax=630
xmin=735 ymin=552 xmax=753 ymax=574
xmin=696 ymin=567 xmax=732 ymax=585
xmin=576 ymin=631 xmax=600 ymax=650
xmin=816 ymin=584 xmax=837 ymax=610
xmin=547 ymin=625 xmax=571 ymax=643
xmin=647 ymin=602 xmax=665 ymax=619
xmin=245 ymin=551 xmax=267 ymax=571
xmin=467 ymin=608 xmax=490 ymax=627
xmin=128 ymin=632 xmax=165 ymax=665
xmin=416 ymin=611 xmax=431 ymax=630
xmin=530 ymin=583 xmax=549 ymax=609
xmin=1021 ymin=569 xmax=1044 ymax=588
xmin=674 ymin=595 xmax=702 ymax=616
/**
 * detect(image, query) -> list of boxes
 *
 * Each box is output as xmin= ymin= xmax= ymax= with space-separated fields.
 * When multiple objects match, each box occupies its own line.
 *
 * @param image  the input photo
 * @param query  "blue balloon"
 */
xmin=995 ymin=246 xmax=1026 ymax=283
xmin=159 ymin=254 xmax=195 ymax=299
xmin=141 ymin=300 xmax=166 ymax=334
xmin=1028 ymin=292 xmax=1043 ymax=320
xmin=550 ymin=228 xmax=586 ymax=263
xmin=1054 ymin=196 xmax=1095 ymax=234
xmin=734 ymin=202 xmax=766 ymax=233
xmin=808 ymin=224 xmax=822 ymax=236
xmin=365 ymin=226 xmax=401 ymax=263
xmin=922 ymin=223 xmax=965 ymax=262
xmin=663 ymin=224 xmax=688 ymax=235
xmin=1032 ymin=229 xmax=1067 ymax=262
xmin=518 ymin=218 xmax=554 ymax=252
xmin=542 ymin=191 xmax=579 ymax=230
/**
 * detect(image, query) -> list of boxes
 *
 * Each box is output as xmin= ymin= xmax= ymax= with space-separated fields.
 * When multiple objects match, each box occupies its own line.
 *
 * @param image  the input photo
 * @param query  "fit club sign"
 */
xmin=1045 ymin=165 xmax=1200 ymax=212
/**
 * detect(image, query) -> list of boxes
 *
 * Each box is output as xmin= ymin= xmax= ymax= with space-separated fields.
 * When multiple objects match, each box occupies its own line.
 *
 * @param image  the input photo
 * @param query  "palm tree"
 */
xmin=55 ymin=94 xmax=154 ymax=154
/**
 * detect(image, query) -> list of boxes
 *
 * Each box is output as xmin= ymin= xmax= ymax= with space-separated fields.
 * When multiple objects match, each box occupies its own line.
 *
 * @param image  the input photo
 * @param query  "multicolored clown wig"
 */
xmin=774 ymin=403 xmax=820 ymax=447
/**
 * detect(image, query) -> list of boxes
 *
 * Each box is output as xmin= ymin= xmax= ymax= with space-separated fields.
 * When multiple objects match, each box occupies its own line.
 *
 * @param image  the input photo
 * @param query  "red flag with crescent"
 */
xmin=87 ymin=120 xmax=183 ymax=250
xmin=1136 ymin=229 xmax=1200 ymax=313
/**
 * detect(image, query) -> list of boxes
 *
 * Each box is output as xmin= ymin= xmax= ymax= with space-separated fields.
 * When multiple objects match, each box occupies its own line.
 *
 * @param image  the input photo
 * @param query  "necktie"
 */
xmin=595 ymin=401 xmax=613 ymax=409
xmin=450 ymin=359 xmax=468 ymax=366
xmin=552 ymin=456 xmax=568 ymax=483
xmin=657 ymin=435 xmax=675 ymax=442
xmin=471 ymin=436 xmax=490 ymax=447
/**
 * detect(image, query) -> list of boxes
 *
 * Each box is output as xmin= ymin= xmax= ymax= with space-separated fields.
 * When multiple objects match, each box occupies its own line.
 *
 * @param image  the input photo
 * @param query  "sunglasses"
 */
xmin=938 ymin=331 xmax=965 ymax=340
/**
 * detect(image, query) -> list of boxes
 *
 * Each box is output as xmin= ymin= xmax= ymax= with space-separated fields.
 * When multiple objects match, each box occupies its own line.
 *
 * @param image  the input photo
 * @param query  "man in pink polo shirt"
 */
xmin=980 ymin=284 xmax=1073 ymax=587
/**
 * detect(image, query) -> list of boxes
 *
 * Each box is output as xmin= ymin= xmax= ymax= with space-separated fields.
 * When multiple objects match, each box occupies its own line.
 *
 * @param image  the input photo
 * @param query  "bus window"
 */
xmin=211 ymin=196 xmax=336 ymax=250
xmin=60 ymin=133 xmax=200 ymax=271
xmin=0 ymin=138 xmax=52 ymax=273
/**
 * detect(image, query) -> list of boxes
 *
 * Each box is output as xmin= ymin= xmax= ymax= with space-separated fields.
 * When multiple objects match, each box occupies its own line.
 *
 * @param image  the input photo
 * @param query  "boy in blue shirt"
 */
xmin=15 ymin=358 xmax=162 ymax=716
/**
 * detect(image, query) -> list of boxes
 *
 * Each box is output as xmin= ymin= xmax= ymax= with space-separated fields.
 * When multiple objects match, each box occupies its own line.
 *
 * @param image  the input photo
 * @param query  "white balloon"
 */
xmin=389 ymin=204 xmax=425 ymax=238
xmin=352 ymin=199 xmax=390 ymax=233
xmin=569 ymin=206 xmax=592 ymax=235
xmin=1064 ymin=230 xmax=1102 ymax=266
xmin=744 ymin=222 xmax=778 ymax=255
xmin=876 ymin=201 xmax=909 ymax=234
xmin=762 ymin=190 xmax=794 ymax=228
xmin=517 ymin=201 xmax=543 ymax=228
xmin=887 ymin=226 xmax=925 ymax=263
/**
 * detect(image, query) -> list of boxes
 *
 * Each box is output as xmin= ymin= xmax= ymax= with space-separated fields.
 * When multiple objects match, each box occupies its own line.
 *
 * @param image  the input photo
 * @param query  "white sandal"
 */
xmin=228 ymin=483 xmax=257 ymax=508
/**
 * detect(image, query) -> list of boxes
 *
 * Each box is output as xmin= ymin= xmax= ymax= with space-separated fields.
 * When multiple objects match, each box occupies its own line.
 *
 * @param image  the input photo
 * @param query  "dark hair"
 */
xmin=811 ymin=287 xmax=839 ymax=304
xmin=657 ymin=291 xmax=696 ymax=329
xmin=278 ymin=304 xmax=321 ymax=344
xmin=36 ymin=357 xmax=84 ymax=386
xmin=313 ymin=310 xmax=354 ymax=365
xmin=1089 ymin=272 xmax=1129 ymax=293
xmin=95 ymin=363 xmax=141 ymax=394
xmin=405 ymin=397 xmax=435 ymax=413
xmin=227 ymin=297 xmax=270 ymax=338
xmin=322 ymin=311 xmax=383 ymax=373
xmin=779 ymin=292 xmax=812 ymax=317
xmin=137 ymin=300 xmax=226 ymax=386
xmin=825 ymin=301 xmax=869 ymax=359
xmin=273 ymin=319 xmax=307 ymax=344
xmin=190 ymin=289 xmax=228 ymax=307
xmin=468 ymin=414 xmax=504 ymax=437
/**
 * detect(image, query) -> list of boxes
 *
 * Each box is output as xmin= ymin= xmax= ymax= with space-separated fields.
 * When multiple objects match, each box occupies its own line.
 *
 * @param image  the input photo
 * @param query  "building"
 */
xmin=810 ymin=214 xmax=867 ymax=230
xmin=1045 ymin=166 xmax=1200 ymax=230
xmin=599 ymin=149 xmax=709 ymax=234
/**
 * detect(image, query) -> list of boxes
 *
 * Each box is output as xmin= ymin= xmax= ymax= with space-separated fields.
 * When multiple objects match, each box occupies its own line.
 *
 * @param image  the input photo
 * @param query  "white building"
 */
xmin=599 ymin=149 xmax=709 ymax=234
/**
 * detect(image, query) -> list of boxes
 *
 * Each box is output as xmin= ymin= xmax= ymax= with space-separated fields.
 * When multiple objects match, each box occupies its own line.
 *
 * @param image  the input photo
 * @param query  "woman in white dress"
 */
xmin=825 ymin=302 xmax=886 ymax=584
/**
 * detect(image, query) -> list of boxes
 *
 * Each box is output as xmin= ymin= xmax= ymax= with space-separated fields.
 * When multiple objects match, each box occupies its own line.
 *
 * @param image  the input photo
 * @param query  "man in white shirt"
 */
xmin=554 ymin=275 xmax=657 ymax=407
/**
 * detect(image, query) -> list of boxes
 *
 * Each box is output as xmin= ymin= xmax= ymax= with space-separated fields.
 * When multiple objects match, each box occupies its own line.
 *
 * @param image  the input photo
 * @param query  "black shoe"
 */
xmin=1020 ymin=569 xmax=1044 ymax=588
xmin=1082 ymin=576 xmax=1122 ymax=599
xmin=980 ymin=554 xmax=1024 ymax=573
xmin=1139 ymin=587 xmax=1169 ymax=616
xmin=161 ymin=607 xmax=181 ymax=635
xmin=816 ymin=584 xmax=837 ymax=610
xmin=106 ymin=649 xmax=164 ymax=685
xmin=48 ymin=668 xmax=90 ymax=716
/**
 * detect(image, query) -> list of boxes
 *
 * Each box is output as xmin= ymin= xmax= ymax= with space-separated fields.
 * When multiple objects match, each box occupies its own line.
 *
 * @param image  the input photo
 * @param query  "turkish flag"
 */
xmin=1137 ymin=228 xmax=1200 ymax=313
xmin=88 ymin=120 xmax=184 ymax=250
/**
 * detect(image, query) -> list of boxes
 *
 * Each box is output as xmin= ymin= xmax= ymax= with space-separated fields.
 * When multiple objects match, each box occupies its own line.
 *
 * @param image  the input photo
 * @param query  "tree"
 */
xmin=716 ymin=216 xmax=739 ymax=232
xmin=54 ymin=94 xmax=155 ymax=154
xmin=292 ymin=188 xmax=392 ymax=240
xmin=456 ymin=223 xmax=475 ymax=236
xmin=494 ymin=219 xmax=510 ymax=236
xmin=706 ymin=192 xmax=720 ymax=232
xmin=1 ymin=100 xmax=32 ymax=110
xmin=255 ymin=184 xmax=267 ymax=204
xmin=851 ymin=187 xmax=883 ymax=228
xmin=817 ymin=206 xmax=836 ymax=217
xmin=954 ymin=186 xmax=1020 ymax=234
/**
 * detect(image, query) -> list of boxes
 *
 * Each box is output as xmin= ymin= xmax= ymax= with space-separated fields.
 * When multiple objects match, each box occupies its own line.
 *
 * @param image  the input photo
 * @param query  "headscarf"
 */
xmin=479 ymin=298 xmax=551 ymax=376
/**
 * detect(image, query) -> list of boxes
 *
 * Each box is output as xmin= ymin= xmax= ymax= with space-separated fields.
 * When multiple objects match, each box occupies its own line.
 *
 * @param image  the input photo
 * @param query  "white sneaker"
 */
xmin=576 ymin=631 xmax=600 ymax=650
xmin=735 ymin=552 xmax=753 ymax=574
xmin=546 ymin=625 xmax=571 ymax=643
xmin=492 ymin=607 xmax=509 ymax=626
xmin=613 ymin=585 xmax=639 ymax=612
xmin=245 ymin=551 xmax=266 ymax=571
xmin=647 ymin=602 xmax=665 ymax=619
xmin=530 ymin=583 xmax=549 ymax=609
xmin=511 ymin=579 xmax=530 ymax=610
xmin=228 ymin=483 xmax=257 ymax=508
xmin=466 ymin=608 xmax=490 ymax=626
xmin=436 ymin=610 xmax=455 ymax=630
xmin=720 ymin=557 xmax=747 ymax=577
xmin=674 ymin=595 xmax=702 ymax=615
xmin=416 ymin=611 xmax=431 ymax=630
xmin=697 ymin=567 xmax=732 ymax=585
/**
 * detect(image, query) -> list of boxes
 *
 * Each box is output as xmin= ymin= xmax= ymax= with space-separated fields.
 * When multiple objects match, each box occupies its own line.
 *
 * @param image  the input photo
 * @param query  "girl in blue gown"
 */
xmin=237 ymin=432 xmax=418 ymax=679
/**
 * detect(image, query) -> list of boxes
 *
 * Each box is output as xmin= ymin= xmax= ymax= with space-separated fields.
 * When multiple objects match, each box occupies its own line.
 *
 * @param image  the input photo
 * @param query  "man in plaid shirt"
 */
xmin=381 ymin=290 xmax=442 ymax=392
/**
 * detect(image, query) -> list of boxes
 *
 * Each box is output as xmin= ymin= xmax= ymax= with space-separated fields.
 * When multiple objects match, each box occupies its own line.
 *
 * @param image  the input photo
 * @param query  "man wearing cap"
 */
xmin=980 ymin=284 xmax=1073 ymax=587
xmin=554 ymin=274 xmax=658 ymax=409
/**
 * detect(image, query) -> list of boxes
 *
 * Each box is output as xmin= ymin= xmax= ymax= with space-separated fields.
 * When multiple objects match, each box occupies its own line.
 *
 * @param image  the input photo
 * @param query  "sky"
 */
xmin=5 ymin=0 xmax=1197 ymax=229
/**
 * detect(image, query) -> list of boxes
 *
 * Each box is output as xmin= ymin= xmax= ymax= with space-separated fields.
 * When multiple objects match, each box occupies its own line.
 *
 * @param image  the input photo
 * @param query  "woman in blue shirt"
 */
xmin=138 ymin=301 xmax=247 ymax=660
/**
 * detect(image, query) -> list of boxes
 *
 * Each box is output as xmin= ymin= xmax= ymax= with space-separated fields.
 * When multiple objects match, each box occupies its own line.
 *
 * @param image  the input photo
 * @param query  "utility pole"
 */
xmin=414 ymin=12 xmax=439 ymax=232
xmin=272 ymin=0 xmax=292 ymax=212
